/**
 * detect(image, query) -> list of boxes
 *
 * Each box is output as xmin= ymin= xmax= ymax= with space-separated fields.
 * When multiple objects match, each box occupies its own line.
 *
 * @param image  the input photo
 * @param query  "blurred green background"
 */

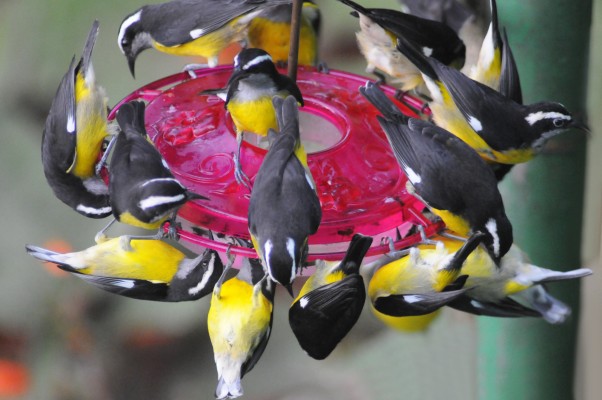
xmin=0 ymin=0 xmax=600 ymax=399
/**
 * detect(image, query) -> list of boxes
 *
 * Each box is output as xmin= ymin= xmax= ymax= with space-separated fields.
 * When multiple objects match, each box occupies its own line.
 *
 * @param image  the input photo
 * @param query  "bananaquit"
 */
xmin=26 ymin=238 xmax=223 ymax=302
xmin=361 ymin=82 xmax=513 ymax=263
xmin=248 ymin=96 xmax=321 ymax=292
xmin=105 ymin=101 xmax=207 ymax=238
xmin=117 ymin=0 xmax=293 ymax=76
xmin=289 ymin=233 xmax=373 ymax=360
xmin=336 ymin=0 xmax=465 ymax=90
xmin=208 ymin=257 xmax=274 ymax=400
xmin=396 ymin=34 xmax=588 ymax=166
xmin=42 ymin=20 xmax=113 ymax=219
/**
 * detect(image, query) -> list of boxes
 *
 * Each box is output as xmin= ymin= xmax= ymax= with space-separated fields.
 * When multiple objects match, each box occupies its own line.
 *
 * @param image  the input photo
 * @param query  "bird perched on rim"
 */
xmin=361 ymin=81 xmax=512 ymax=263
xmin=208 ymin=257 xmax=275 ymax=400
xmin=430 ymin=236 xmax=593 ymax=324
xmin=206 ymin=48 xmax=304 ymax=187
xmin=246 ymin=1 xmax=320 ymax=66
xmin=336 ymin=0 xmax=465 ymax=91
xmin=25 ymin=238 xmax=223 ymax=302
xmin=362 ymin=232 xmax=485 ymax=317
xmin=42 ymin=20 xmax=114 ymax=219
xmin=395 ymin=34 xmax=588 ymax=165
xmin=289 ymin=233 xmax=372 ymax=360
xmin=468 ymin=0 xmax=522 ymax=104
xmin=248 ymin=95 xmax=321 ymax=292
xmin=103 ymin=100 xmax=207 ymax=240
xmin=117 ymin=0 xmax=294 ymax=77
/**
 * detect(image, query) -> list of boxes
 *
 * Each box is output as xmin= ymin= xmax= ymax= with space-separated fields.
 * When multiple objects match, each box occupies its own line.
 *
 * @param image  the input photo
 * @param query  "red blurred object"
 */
xmin=0 ymin=360 xmax=29 ymax=397
xmin=109 ymin=66 xmax=440 ymax=261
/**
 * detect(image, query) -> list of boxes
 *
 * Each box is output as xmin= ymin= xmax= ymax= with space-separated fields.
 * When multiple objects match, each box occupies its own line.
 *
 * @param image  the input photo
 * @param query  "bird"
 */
xmin=214 ymin=47 xmax=304 ymax=187
xmin=395 ymin=34 xmax=588 ymax=165
xmin=432 ymin=236 xmax=593 ymax=324
xmin=360 ymin=81 xmax=513 ymax=262
xmin=336 ymin=0 xmax=465 ymax=91
xmin=246 ymin=1 xmax=320 ymax=66
xmin=117 ymin=0 xmax=293 ymax=77
xmin=288 ymin=233 xmax=373 ymax=359
xmin=41 ymin=20 xmax=114 ymax=219
xmin=248 ymin=95 xmax=321 ymax=292
xmin=370 ymin=308 xmax=442 ymax=333
xmin=363 ymin=232 xmax=485 ymax=317
xmin=104 ymin=100 xmax=207 ymax=240
xmin=208 ymin=257 xmax=275 ymax=400
xmin=25 ymin=238 xmax=223 ymax=302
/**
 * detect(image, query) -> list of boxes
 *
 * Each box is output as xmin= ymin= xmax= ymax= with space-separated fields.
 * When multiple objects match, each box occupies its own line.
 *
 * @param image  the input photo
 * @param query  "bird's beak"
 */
xmin=570 ymin=119 xmax=590 ymax=134
xmin=284 ymin=284 xmax=294 ymax=298
xmin=127 ymin=54 xmax=137 ymax=79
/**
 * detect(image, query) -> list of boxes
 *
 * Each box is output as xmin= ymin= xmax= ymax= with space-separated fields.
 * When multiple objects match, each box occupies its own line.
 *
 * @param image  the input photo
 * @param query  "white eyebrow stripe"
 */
xmin=242 ymin=54 xmax=272 ymax=70
xmin=141 ymin=177 xmax=182 ymax=188
xmin=138 ymin=194 xmax=185 ymax=210
xmin=118 ymin=10 xmax=142 ymax=53
xmin=525 ymin=111 xmax=570 ymax=126
xmin=76 ymin=204 xmax=112 ymax=215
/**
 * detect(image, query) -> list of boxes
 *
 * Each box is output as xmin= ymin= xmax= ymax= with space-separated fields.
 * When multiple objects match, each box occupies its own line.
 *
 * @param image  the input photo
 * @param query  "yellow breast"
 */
xmin=117 ymin=211 xmax=165 ymax=231
xmin=227 ymin=97 xmax=278 ymax=136
xmin=247 ymin=18 xmax=317 ymax=65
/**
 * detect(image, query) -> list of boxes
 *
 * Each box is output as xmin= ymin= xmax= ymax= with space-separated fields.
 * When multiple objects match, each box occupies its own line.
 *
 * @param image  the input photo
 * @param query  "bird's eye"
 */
xmin=553 ymin=118 xmax=566 ymax=127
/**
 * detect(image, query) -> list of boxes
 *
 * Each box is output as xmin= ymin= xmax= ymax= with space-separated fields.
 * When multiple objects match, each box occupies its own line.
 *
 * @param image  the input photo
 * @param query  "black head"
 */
xmin=118 ymin=9 xmax=151 ymax=77
xmin=168 ymin=249 xmax=224 ymax=301
xmin=233 ymin=48 xmax=277 ymax=74
xmin=524 ymin=102 xmax=588 ymax=151
xmin=261 ymin=237 xmax=306 ymax=288
xmin=482 ymin=215 xmax=513 ymax=264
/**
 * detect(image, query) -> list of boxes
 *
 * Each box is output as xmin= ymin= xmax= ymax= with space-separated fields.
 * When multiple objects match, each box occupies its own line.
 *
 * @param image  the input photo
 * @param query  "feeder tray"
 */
xmin=109 ymin=66 xmax=442 ymax=262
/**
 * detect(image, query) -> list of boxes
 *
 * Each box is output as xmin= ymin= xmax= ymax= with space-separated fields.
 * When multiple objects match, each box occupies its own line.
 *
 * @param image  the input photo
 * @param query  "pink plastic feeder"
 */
xmin=109 ymin=66 xmax=441 ymax=262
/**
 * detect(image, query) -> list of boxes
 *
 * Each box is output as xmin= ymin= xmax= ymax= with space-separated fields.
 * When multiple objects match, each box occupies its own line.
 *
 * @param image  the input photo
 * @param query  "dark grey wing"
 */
xmin=499 ymin=28 xmax=523 ymax=104
xmin=289 ymin=275 xmax=365 ymax=360
xmin=448 ymin=295 xmax=542 ymax=318
xmin=373 ymin=288 xmax=467 ymax=316
xmin=431 ymin=58 xmax=527 ymax=151
xmin=42 ymin=57 xmax=78 ymax=172
xmin=143 ymin=0 xmax=272 ymax=46
xmin=241 ymin=307 xmax=273 ymax=378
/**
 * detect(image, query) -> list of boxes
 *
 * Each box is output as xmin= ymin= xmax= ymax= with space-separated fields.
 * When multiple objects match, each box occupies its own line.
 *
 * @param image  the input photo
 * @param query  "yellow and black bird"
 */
xmin=289 ymin=233 xmax=372 ymax=360
xmin=42 ymin=20 xmax=113 ymax=219
xmin=216 ymin=48 xmax=304 ymax=187
xmin=105 ymin=100 xmax=207 ymax=238
xmin=208 ymin=257 xmax=275 ymax=400
xmin=247 ymin=1 xmax=320 ymax=66
xmin=363 ymin=232 xmax=484 ymax=317
xmin=25 ymin=238 xmax=223 ymax=302
xmin=248 ymin=95 xmax=321 ymax=291
xmin=336 ymin=0 xmax=465 ymax=90
xmin=432 ymin=237 xmax=593 ymax=323
xmin=395 ymin=34 xmax=587 ymax=165
xmin=469 ymin=0 xmax=522 ymax=104
xmin=117 ymin=0 xmax=293 ymax=77
xmin=360 ymin=81 xmax=513 ymax=262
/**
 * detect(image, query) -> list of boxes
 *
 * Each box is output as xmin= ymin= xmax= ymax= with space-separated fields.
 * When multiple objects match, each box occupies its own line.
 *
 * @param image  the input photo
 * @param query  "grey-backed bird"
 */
xmin=289 ymin=233 xmax=373 ymax=359
xmin=248 ymin=95 xmax=321 ymax=291
xmin=42 ymin=20 xmax=113 ymax=219
xmin=361 ymin=81 xmax=513 ymax=263
xmin=26 ymin=238 xmax=223 ymax=302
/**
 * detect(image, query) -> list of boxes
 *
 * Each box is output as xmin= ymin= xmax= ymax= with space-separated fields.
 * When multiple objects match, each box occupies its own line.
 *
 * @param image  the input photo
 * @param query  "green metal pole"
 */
xmin=478 ymin=1 xmax=591 ymax=399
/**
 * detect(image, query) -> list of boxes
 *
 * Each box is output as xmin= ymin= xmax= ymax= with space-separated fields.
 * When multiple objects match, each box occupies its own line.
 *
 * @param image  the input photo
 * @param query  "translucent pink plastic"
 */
xmin=109 ymin=66 xmax=440 ymax=261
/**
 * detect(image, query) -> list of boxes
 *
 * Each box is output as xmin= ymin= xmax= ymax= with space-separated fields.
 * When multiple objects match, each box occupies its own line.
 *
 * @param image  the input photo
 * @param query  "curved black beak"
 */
xmin=127 ymin=54 xmax=137 ymax=79
xmin=284 ymin=284 xmax=294 ymax=298
xmin=570 ymin=119 xmax=590 ymax=134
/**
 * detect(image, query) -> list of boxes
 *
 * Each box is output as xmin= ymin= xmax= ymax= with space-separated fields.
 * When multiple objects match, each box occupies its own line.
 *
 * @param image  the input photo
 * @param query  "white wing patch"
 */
xmin=190 ymin=28 xmax=205 ymax=39
xmin=422 ymin=47 xmax=433 ymax=57
xmin=468 ymin=115 xmax=483 ymax=132
xmin=404 ymin=295 xmax=424 ymax=304
xmin=300 ymin=297 xmax=309 ymax=308
xmin=405 ymin=167 xmax=422 ymax=185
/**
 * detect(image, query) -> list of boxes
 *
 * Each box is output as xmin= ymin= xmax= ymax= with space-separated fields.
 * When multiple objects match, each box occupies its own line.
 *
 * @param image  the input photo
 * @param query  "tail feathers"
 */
xmin=513 ymin=285 xmax=571 ymax=324
xmin=272 ymin=95 xmax=300 ymax=142
xmin=80 ymin=20 xmax=99 ymax=78
xmin=116 ymin=101 xmax=147 ymax=137
xmin=396 ymin=35 xmax=439 ymax=81
xmin=215 ymin=376 xmax=243 ymax=400
xmin=360 ymin=82 xmax=407 ymax=123
xmin=336 ymin=0 xmax=368 ymax=16
xmin=534 ymin=267 xmax=592 ymax=284
xmin=339 ymin=234 xmax=373 ymax=274
xmin=25 ymin=245 xmax=62 ymax=264
xmin=499 ymin=28 xmax=523 ymax=104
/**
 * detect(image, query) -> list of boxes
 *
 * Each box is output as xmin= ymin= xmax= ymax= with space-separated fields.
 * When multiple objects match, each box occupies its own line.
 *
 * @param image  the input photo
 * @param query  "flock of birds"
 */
xmin=25 ymin=0 xmax=593 ymax=399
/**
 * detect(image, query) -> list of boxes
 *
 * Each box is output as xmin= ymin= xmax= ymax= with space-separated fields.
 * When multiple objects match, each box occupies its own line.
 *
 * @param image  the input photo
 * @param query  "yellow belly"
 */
xmin=118 ymin=211 xmax=165 ymax=231
xmin=227 ymin=97 xmax=279 ymax=136
xmin=247 ymin=18 xmax=317 ymax=65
